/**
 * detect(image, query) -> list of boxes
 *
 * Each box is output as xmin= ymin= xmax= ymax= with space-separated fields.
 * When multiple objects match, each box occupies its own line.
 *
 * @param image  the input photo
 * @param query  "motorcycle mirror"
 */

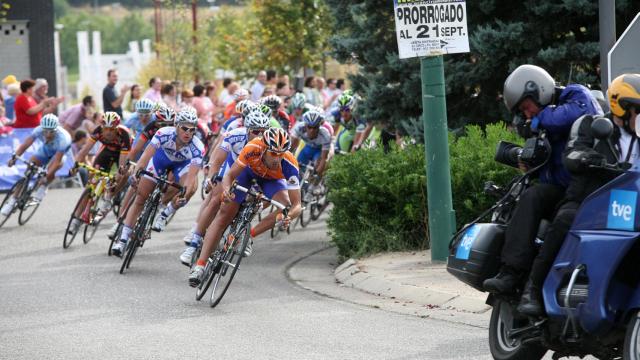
xmin=591 ymin=117 xmax=614 ymax=140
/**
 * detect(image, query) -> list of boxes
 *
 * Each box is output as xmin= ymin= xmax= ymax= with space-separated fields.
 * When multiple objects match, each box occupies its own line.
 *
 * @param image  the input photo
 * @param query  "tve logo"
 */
xmin=455 ymin=224 xmax=480 ymax=260
xmin=607 ymin=190 xmax=638 ymax=231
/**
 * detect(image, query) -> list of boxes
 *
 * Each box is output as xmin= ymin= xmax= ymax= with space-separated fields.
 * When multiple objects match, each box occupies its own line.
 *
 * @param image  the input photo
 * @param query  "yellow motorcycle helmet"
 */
xmin=608 ymin=74 xmax=640 ymax=118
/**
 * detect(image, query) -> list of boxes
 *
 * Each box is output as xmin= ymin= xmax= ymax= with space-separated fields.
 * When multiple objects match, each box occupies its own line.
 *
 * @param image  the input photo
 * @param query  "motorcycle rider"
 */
xmin=518 ymin=73 xmax=640 ymax=316
xmin=483 ymin=64 xmax=604 ymax=293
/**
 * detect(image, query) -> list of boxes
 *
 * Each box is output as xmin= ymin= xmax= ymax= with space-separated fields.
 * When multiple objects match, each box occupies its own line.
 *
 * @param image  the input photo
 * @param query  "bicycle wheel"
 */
xmin=0 ymin=178 xmax=23 ymax=228
xmin=18 ymin=180 xmax=41 ymax=225
xmin=195 ymin=226 xmax=230 ymax=300
xmin=209 ymin=226 xmax=249 ymax=308
xmin=64 ymin=189 xmax=91 ymax=249
xmin=83 ymin=194 xmax=105 ymax=244
xmin=108 ymin=222 xmax=123 ymax=256
xmin=120 ymin=193 xmax=159 ymax=273
xmin=111 ymin=183 xmax=128 ymax=217
xmin=119 ymin=237 xmax=140 ymax=274
xmin=299 ymin=204 xmax=308 ymax=228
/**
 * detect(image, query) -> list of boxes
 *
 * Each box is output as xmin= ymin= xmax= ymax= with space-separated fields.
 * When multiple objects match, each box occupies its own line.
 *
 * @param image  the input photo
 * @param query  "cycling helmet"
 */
xmin=242 ymin=103 xmax=259 ymax=118
xmin=608 ymin=74 xmax=640 ymax=118
xmin=302 ymin=110 xmax=324 ymax=127
xmin=244 ymin=111 xmax=271 ymax=130
xmin=233 ymin=88 xmax=249 ymax=100
xmin=337 ymin=93 xmax=356 ymax=111
xmin=103 ymin=111 xmax=121 ymax=128
xmin=41 ymin=114 xmax=59 ymax=130
xmin=155 ymin=106 xmax=177 ymax=126
xmin=257 ymin=103 xmax=273 ymax=118
xmin=176 ymin=106 xmax=198 ymax=126
xmin=135 ymin=98 xmax=155 ymax=114
xmin=263 ymin=127 xmax=290 ymax=153
xmin=291 ymin=93 xmax=306 ymax=109
xmin=260 ymin=95 xmax=282 ymax=111
xmin=503 ymin=64 xmax=556 ymax=112
xmin=235 ymin=99 xmax=253 ymax=115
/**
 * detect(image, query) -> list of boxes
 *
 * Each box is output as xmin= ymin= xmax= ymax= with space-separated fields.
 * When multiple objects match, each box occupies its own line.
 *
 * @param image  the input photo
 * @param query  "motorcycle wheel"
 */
xmin=488 ymin=300 xmax=547 ymax=360
xmin=624 ymin=311 xmax=640 ymax=360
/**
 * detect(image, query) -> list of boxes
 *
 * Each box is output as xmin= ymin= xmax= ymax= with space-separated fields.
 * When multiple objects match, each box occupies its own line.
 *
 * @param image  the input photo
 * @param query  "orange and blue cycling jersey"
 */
xmin=232 ymin=138 xmax=300 ymax=204
xmin=236 ymin=138 xmax=299 ymax=184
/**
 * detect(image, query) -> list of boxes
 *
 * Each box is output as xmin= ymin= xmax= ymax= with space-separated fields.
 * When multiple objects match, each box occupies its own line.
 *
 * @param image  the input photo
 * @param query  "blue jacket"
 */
xmin=530 ymin=84 xmax=603 ymax=188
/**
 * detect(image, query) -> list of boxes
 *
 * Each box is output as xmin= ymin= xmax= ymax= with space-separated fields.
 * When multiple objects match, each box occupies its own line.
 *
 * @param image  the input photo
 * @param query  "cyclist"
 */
xmin=260 ymin=95 xmax=291 ymax=131
xmin=124 ymin=98 xmax=155 ymax=139
xmin=106 ymin=105 xmax=177 ymax=239
xmin=289 ymin=110 xmax=331 ymax=178
xmin=111 ymin=107 xmax=204 ymax=256
xmin=1 ymin=114 xmax=71 ymax=216
xmin=287 ymin=92 xmax=309 ymax=125
xmin=179 ymin=110 xmax=271 ymax=265
xmin=69 ymin=111 xmax=131 ymax=235
xmin=220 ymin=99 xmax=254 ymax=134
xmin=224 ymin=88 xmax=249 ymax=121
xmin=328 ymin=93 xmax=367 ymax=153
xmin=188 ymin=128 xmax=301 ymax=286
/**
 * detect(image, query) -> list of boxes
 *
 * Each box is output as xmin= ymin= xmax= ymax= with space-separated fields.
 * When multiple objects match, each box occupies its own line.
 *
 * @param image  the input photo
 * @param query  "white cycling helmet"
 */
xmin=503 ymin=64 xmax=556 ymax=112
xmin=244 ymin=110 xmax=271 ymax=130
xmin=233 ymin=88 xmax=249 ymax=100
xmin=135 ymin=98 xmax=155 ymax=114
xmin=176 ymin=106 xmax=198 ymax=126
xmin=235 ymin=99 xmax=254 ymax=115
xmin=41 ymin=114 xmax=59 ymax=130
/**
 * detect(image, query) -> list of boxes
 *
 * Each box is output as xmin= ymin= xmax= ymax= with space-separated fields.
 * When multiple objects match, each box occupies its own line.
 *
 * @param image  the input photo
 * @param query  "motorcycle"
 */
xmin=448 ymin=120 xmax=640 ymax=359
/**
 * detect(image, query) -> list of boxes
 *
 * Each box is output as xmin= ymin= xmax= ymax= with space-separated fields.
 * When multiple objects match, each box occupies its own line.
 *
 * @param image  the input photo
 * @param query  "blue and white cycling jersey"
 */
xmin=31 ymin=126 xmax=72 ymax=163
xmin=146 ymin=127 xmax=204 ymax=183
xmin=221 ymin=115 xmax=242 ymax=132
xmin=290 ymin=122 xmax=332 ymax=150
xmin=215 ymin=127 xmax=250 ymax=180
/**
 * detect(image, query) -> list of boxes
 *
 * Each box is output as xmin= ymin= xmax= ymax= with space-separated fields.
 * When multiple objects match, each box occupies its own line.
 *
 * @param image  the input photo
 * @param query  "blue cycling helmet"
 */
xmin=41 ymin=114 xmax=59 ymax=130
xmin=302 ymin=110 xmax=324 ymax=127
xmin=135 ymin=98 xmax=155 ymax=114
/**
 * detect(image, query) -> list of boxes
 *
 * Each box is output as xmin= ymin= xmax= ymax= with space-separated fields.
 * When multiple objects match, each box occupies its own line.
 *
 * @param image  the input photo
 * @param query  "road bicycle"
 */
xmin=119 ymin=169 xmax=183 ymax=274
xmin=195 ymin=182 xmax=287 ymax=308
xmin=63 ymin=163 xmax=115 ymax=249
xmin=0 ymin=157 xmax=48 ymax=228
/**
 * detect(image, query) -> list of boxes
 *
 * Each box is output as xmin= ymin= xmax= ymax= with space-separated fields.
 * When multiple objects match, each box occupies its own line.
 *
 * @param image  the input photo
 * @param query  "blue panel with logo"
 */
xmin=607 ymin=190 xmax=638 ymax=231
xmin=455 ymin=224 xmax=480 ymax=260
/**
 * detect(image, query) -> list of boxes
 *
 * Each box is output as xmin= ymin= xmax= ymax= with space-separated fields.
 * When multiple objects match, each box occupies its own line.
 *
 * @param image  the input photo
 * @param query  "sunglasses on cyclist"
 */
xmin=305 ymin=125 xmax=320 ymax=130
xmin=43 ymin=129 xmax=57 ymax=135
xmin=266 ymin=150 xmax=285 ymax=157
xmin=180 ymin=126 xmax=197 ymax=134
xmin=339 ymin=107 xmax=351 ymax=113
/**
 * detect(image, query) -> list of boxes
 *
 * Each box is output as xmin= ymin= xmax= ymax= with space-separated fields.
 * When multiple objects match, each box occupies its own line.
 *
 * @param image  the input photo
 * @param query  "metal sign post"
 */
xmin=393 ymin=0 xmax=469 ymax=261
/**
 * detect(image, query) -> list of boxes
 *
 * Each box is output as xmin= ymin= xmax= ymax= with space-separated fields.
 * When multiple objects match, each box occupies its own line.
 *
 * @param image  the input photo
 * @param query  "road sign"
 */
xmin=608 ymin=12 xmax=640 ymax=84
xmin=393 ymin=0 xmax=470 ymax=59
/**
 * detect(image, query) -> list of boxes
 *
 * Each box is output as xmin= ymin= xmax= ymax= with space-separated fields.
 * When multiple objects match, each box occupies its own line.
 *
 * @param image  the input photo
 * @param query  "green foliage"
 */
xmin=449 ymin=123 xmax=521 ymax=226
xmin=325 ymin=1 xmax=640 ymax=131
xmin=326 ymin=123 xmax=521 ymax=258
xmin=53 ymin=0 xmax=71 ymax=19
xmin=58 ymin=10 xmax=153 ymax=71
xmin=326 ymin=145 xmax=428 ymax=259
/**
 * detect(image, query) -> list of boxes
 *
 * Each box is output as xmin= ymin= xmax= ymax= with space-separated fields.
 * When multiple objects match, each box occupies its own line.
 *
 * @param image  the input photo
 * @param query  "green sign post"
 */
xmin=421 ymin=55 xmax=455 ymax=261
xmin=393 ymin=0 xmax=469 ymax=261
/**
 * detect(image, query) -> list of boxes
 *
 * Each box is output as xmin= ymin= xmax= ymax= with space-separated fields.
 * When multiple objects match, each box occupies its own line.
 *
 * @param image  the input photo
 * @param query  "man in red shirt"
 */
xmin=13 ymin=79 xmax=60 ymax=129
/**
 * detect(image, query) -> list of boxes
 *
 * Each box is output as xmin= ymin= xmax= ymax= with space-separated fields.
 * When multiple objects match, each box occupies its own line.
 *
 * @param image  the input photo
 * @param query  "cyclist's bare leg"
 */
xmin=250 ymin=189 xmax=295 ymax=237
xmin=118 ymin=185 xmax=136 ymax=219
xmin=195 ymin=183 xmax=223 ymax=235
xmin=196 ymin=201 xmax=240 ymax=264
xmin=123 ymin=177 xmax=155 ymax=229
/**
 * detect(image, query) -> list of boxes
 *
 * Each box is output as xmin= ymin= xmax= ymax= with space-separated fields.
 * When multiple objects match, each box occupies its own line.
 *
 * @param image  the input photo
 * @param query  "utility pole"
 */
xmin=192 ymin=0 xmax=199 ymax=83
xmin=154 ymin=0 xmax=162 ymax=58
xmin=598 ymin=0 xmax=616 ymax=92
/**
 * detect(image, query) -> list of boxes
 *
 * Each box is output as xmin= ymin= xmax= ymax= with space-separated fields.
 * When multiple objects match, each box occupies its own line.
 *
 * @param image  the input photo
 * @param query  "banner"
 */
xmin=393 ymin=0 xmax=470 ymax=59
xmin=0 ymin=128 xmax=75 ymax=191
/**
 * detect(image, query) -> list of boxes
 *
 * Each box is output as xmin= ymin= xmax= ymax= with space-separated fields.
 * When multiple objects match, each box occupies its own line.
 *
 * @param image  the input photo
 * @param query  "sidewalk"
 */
xmin=333 ymin=250 xmax=491 ymax=314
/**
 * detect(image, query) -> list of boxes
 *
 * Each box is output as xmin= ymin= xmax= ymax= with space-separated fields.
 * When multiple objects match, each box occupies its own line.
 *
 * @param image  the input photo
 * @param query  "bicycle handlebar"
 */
xmin=136 ymin=169 xmax=185 ymax=195
xmin=231 ymin=182 xmax=288 ymax=216
xmin=75 ymin=162 xmax=113 ymax=178
xmin=15 ymin=156 xmax=46 ymax=173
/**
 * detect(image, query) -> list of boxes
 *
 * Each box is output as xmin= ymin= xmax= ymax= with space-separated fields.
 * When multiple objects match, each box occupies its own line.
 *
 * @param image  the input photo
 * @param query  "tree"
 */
xmin=326 ymin=0 xmax=640 ymax=136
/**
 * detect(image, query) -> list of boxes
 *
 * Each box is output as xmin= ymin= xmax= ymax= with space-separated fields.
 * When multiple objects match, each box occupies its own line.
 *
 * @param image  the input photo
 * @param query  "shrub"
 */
xmin=326 ymin=123 xmax=521 ymax=259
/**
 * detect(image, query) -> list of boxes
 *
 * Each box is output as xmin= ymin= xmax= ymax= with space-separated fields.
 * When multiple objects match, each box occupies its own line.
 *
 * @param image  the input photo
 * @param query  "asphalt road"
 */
xmin=0 ymin=187 xmax=492 ymax=360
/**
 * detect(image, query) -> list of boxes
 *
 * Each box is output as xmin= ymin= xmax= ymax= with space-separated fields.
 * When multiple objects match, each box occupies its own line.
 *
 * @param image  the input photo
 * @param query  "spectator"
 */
xmin=2 ymin=74 xmax=18 ymax=99
xmin=126 ymin=84 xmax=142 ymax=113
xmin=0 ymin=105 xmax=8 ymax=125
xmin=250 ymin=70 xmax=267 ymax=102
xmin=276 ymin=81 xmax=290 ymax=97
xmin=162 ymin=83 xmax=179 ymax=111
xmin=4 ymin=83 xmax=20 ymax=121
xmin=224 ymin=88 xmax=248 ymax=121
xmin=143 ymin=77 xmax=162 ymax=102
xmin=192 ymin=84 xmax=212 ymax=126
xmin=323 ymin=78 xmax=340 ymax=110
xmin=206 ymin=83 xmax=225 ymax=133
xmin=303 ymin=76 xmax=320 ymax=106
xmin=33 ymin=78 xmax=48 ymax=104
xmin=13 ymin=79 xmax=58 ymax=129
xmin=60 ymin=96 xmax=95 ymax=135
xmin=336 ymin=78 xmax=346 ymax=92
xmin=102 ymin=69 xmax=130 ymax=119
xmin=266 ymin=69 xmax=277 ymax=86
xmin=181 ymin=89 xmax=194 ymax=108
xmin=71 ymin=130 xmax=90 ymax=185
xmin=219 ymin=78 xmax=234 ymax=106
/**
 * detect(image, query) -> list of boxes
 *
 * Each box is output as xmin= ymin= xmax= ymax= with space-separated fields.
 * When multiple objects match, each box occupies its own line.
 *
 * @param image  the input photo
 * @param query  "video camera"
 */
xmin=494 ymin=134 xmax=550 ymax=169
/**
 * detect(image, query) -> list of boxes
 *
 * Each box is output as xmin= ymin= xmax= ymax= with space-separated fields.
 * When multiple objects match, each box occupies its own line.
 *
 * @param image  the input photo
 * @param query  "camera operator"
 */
xmin=518 ymin=74 xmax=640 ymax=316
xmin=483 ymin=65 xmax=604 ymax=294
